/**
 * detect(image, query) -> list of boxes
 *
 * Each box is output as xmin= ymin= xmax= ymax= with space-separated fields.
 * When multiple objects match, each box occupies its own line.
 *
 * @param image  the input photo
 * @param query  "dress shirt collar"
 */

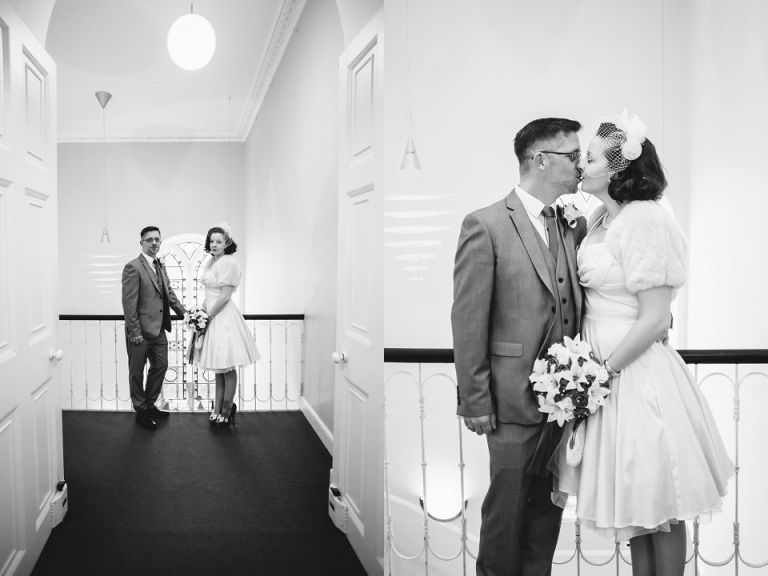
xmin=141 ymin=252 xmax=157 ymax=269
xmin=515 ymin=186 xmax=554 ymax=218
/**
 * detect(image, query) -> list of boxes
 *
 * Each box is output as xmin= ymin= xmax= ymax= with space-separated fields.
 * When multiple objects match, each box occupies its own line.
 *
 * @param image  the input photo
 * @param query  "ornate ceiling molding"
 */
xmin=238 ymin=0 xmax=307 ymax=139
xmin=57 ymin=0 xmax=307 ymax=144
xmin=58 ymin=134 xmax=245 ymax=144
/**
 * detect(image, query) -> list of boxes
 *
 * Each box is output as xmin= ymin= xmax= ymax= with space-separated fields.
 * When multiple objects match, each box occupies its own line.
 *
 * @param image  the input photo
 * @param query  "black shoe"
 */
xmin=149 ymin=406 xmax=170 ymax=419
xmin=136 ymin=411 xmax=157 ymax=431
xmin=230 ymin=404 xmax=237 ymax=426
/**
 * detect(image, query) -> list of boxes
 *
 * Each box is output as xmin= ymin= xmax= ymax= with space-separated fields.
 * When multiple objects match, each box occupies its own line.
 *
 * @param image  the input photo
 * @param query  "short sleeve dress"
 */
xmin=195 ymin=255 xmax=260 ymax=373
xmin=549 ymin=201 xmax=733 ymax=542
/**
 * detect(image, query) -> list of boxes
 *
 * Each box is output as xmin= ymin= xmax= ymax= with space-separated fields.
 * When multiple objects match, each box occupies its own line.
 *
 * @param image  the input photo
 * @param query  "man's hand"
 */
xmin=463 ymin=413 xmax=497 ymax=436
xmin=129 ymin=336 xmax=144 ymax=345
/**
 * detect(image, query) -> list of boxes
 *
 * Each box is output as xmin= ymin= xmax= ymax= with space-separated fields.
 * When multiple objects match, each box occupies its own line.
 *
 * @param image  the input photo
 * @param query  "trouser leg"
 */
xmin=476 ymin=422 xmax=561 ymax=576
xmin=127 ymin=336 xmax=151 ymax=413
xmin=144 ymin=331 xmax=169 ymax=410
xmin=521 ymin=471 xmax=563 ymax=575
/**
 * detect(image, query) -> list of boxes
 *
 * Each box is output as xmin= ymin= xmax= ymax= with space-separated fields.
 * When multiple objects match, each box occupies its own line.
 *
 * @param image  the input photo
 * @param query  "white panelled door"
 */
xmin=0 ymin=4 xmax=60 ymax=576
xmin=331 ymin=9 xmax=384 ymax=576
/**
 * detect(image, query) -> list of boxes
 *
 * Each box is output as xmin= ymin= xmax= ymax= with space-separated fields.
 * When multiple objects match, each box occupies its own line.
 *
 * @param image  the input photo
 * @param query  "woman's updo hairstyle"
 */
xmin=204 ymin=224 xmax=238 ymax=255
xmin=608 ymin=137 xmax=667 ymax=203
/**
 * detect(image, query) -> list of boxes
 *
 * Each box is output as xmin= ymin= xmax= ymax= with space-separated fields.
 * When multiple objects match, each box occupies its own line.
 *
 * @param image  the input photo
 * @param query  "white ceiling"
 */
xmin=46 ymin=0 xmax=305 ymax=142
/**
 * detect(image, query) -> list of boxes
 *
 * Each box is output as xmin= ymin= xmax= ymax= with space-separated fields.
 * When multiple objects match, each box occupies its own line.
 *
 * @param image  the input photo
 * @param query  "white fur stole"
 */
xmin=604 ymin=200 xmax=688 ymax=293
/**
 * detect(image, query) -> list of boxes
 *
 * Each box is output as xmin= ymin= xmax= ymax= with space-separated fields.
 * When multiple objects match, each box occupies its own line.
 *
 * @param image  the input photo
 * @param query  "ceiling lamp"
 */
xmin=167 ymin=4 xmax=216 ymax=71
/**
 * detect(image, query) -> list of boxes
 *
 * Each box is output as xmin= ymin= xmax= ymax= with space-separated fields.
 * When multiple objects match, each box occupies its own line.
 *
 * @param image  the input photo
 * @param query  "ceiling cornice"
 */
xmin=238 ymin=0 xmax=306 ymax=140
xmin=58 ymin=134 xmax=247 ymax=144
xmin=57 ymin=0 xmax=307 ymax=144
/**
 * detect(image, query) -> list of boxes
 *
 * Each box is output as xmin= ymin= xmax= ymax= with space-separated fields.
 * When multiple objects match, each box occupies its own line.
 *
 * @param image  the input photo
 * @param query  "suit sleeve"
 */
xmin=122 ymin=263 xmax=141 ymax=339
xmin=451 ymin=212 xmax=495 ymax=418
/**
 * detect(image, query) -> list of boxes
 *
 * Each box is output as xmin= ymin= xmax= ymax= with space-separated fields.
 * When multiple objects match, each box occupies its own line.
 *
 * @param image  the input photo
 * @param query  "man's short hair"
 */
xmin=140 ymin=226 xmax=161 ymax=239
xmin=514 ymin=118 xmax=582 ymax=166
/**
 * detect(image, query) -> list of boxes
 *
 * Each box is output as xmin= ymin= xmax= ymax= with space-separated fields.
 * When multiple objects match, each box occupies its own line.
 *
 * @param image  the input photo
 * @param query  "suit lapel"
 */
xmin=139 ymin=255 xmax=161 ymax=293
xmin=506 ymin=191 xmax=555 ymax=297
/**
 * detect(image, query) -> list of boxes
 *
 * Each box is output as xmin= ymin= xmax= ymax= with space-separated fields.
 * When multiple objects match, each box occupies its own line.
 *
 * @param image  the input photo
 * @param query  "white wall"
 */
xmin=58 ymin=141 xmax=245 ymax=315
xmin=684 ymin=0 xmax=768 ymax=349
xmin=382 ymin=0 xmax=668 ymax=347
xmin=243 ymin=0 xmax=344 ymax=436
xmin=381 ymin=0 xmax=767 ymax=352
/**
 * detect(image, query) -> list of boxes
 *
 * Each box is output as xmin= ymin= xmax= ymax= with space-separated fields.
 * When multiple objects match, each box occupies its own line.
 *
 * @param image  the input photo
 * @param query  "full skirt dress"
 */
xmin=549 ymin=241 xmax=734 ymax=541
xmin=193 ymin=255 xmax=259 ymax=373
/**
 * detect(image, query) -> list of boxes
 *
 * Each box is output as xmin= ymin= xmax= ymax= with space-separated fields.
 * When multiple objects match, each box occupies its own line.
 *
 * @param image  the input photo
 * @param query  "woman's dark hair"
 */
xmin=608 ymin=138 xmax=667 ymax=203
xmin=204 ymin=227 xmax=238 ymax=255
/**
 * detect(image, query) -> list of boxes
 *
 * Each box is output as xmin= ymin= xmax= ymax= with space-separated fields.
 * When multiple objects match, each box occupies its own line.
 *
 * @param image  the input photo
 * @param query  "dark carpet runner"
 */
xmin=32 ymin=411 xmax=366 ymax=576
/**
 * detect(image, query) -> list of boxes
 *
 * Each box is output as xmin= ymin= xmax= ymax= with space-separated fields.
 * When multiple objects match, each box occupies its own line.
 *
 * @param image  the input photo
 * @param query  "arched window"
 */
xmin=156 ymin=233 xmax=215 ymax=409
xmin=158 ymin=233 xmax=211 ymax=312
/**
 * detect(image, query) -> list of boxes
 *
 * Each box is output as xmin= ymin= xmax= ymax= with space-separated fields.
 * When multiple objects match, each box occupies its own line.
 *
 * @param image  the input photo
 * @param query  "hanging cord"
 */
xmin=228 ymin=96 xmax=232 ymax=224
xmin=102 ymin=106 xmax=108 ymax=232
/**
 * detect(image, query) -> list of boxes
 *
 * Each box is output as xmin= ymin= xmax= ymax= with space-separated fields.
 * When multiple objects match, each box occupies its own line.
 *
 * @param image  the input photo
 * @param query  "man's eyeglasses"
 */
xmin=533 ymin=150 xmax=582 ymax=163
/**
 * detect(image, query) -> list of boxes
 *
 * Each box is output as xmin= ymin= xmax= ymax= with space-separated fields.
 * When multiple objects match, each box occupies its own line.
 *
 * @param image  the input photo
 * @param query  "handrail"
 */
xmin=384 ymin=347 xmax=768 ymax=364
xmin=59 ymin=314 xmax=305 ymax=321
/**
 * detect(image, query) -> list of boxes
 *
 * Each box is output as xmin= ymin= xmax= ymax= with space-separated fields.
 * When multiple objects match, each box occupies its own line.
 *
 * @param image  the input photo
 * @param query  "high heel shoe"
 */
xmin=209 ymin=412 xmax=219 ymax=426
xmin=216 ymin=404 xmax=236 ymax=428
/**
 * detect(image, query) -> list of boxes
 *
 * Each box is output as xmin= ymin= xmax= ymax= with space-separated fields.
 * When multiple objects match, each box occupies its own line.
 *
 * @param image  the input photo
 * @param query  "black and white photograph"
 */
xmin=0 ymin=1 xmax=766 ymax=576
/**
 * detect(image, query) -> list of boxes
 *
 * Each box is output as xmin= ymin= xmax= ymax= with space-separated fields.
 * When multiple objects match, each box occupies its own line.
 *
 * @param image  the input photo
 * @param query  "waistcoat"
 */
xmin=534 ymin=222 xmax=578 ymax=350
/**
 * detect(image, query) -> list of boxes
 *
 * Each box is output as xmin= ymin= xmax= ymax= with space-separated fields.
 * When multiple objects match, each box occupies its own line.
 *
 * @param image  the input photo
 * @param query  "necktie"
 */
xmin=154 ymin=259 xmax=171 ymax=330
xmin=541 ymin=206 xmax=559 ymax=260
xmin=153 ymin=258 xmax=162 ymax=284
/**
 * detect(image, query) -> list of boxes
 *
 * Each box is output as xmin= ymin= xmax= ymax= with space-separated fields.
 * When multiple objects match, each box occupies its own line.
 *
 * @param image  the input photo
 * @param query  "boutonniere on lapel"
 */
xmin=560 ymin=202 xmax=583 ymax=229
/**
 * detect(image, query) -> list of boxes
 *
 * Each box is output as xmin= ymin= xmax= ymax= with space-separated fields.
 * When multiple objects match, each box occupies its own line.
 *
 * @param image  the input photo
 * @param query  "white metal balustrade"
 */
xmin=59 ymin=315 xmax=304 ymax=412
xmin=384 ymin=349 xmax=768 ymax=576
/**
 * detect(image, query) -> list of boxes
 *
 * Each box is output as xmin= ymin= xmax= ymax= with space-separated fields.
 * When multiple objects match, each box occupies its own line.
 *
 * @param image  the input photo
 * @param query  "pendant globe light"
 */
xmin=168 ymin=4 xmax=216 ymax=71
xmin=95 ymin=90 xmax=112 ymax=244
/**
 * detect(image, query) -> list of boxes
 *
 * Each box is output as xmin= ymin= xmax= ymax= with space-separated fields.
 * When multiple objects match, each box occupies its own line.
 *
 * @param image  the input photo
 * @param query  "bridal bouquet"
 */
xmin=184 ymin=308 xmax=209 ymax=365
xmin=529 ymin=335 xmax=611 ymax=466
xmin=183 ymin=308 xmax=210 ymax=333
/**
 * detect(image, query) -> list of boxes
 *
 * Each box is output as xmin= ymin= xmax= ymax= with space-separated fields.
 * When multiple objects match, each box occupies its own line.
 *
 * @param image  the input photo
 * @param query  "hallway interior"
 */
xmin=31 ymin=411 xmax=365 ymax=576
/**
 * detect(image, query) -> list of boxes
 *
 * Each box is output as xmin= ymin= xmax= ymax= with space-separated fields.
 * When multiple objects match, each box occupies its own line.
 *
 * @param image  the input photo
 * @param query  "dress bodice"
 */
xmin=577 ymin=242 xmax=638 ymax=324
xmin=200 ymin=255 xmax=242 ymax=300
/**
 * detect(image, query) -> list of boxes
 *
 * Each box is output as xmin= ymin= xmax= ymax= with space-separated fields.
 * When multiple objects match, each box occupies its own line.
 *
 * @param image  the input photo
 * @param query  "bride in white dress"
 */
xmin=550 ymin=113 xmax=733 ymax=576
xmin=195 ymin=224 xmax=259 ymax=427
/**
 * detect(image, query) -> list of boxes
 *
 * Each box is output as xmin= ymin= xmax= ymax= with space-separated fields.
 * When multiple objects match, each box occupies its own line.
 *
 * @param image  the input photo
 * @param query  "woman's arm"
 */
xmin=207 ymin=285 xmax=234 ymax=318
xmin=604 ymin=286 xmax=673 ymax=372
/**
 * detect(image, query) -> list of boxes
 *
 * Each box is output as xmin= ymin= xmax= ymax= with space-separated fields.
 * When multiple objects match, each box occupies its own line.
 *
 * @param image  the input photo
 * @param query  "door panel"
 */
xmin=0 ymin=417 xmax=20 ymax=575
xmin=0 ymin=4 xmax=60 ymax=576
xmin=332 ymin=8 xmax=384 ymax=576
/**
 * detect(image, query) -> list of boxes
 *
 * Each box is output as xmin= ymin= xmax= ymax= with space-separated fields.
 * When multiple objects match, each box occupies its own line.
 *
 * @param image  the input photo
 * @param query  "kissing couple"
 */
xmin=452 ymin=113 xmax=734 ymax=576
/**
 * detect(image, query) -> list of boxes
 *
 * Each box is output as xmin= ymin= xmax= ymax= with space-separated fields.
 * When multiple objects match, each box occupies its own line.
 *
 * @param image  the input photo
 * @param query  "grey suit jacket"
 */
xmin=122 ymin=255 xmax=185 ymax=340
xmin=451 ymin=191 xmax=587 ymax=425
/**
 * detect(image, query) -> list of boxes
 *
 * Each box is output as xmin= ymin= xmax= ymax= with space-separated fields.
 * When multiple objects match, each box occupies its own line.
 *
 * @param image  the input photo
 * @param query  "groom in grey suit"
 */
xmin=452 ymin=118 xmax=587 ymax=576
xmin=122 ymin=226 xmax=186 ymax=431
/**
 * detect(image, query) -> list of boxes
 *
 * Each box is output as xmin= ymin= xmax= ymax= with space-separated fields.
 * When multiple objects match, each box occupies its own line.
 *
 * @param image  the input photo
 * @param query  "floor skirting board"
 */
xmin=300 ymin=396 xmax=333 ymax=454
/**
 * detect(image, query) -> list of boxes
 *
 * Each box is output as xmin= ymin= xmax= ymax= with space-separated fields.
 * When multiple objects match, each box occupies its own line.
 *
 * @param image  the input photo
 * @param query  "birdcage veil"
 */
xmin=583 ymin=109 xmax=648 ymax=178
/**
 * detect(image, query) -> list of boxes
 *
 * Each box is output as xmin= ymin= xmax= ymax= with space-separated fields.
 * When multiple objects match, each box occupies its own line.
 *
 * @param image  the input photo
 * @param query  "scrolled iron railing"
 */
xmin=384 ymin=347 xmax=768 ymax=575
xmin=59 ymin=314 xmax=304 ymax=412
